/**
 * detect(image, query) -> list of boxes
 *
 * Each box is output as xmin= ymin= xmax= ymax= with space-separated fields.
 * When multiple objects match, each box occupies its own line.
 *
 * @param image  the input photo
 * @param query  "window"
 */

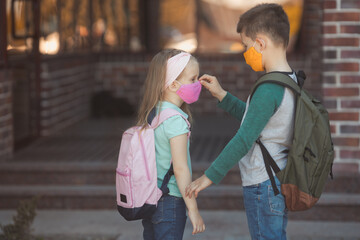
xmin=160 ymin=0 xmax=304 ymax=53
xmin=6 ymin=0 xmax=34 ymax=55
xmin=7 ymin=0 xmax=142 ymax=56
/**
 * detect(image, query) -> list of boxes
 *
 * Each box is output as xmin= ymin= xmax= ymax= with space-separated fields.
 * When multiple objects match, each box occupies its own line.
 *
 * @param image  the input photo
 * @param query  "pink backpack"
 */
xmin=116 ymin=108 xmax=190 ymax=221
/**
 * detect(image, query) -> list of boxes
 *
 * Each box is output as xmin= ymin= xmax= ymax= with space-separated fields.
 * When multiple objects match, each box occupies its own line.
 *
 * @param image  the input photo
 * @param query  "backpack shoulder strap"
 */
xmin=150 ymin=108 xmax=190 ymax=196
xmin=250 ymin=72 xmax=301 ymax=102
xmin=250 ymin=72 xmax=303 ymax=197
xmin=150 ymin=108 xmax=191 ymax=132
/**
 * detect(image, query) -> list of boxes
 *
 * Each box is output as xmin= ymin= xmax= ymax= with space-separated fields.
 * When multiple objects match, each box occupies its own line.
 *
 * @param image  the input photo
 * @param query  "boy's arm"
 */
xmin=186 ymin=83 xmax=285 ymax=198
xmin=170 ymin=134 xmax=205 ymax=235
xmin=200 ymin=74 xmax=246 ymax=121
xmin=218 ymin=92 xmax=247 ymax=122
xmin=205 ymin=83 xmax=284 ymax=184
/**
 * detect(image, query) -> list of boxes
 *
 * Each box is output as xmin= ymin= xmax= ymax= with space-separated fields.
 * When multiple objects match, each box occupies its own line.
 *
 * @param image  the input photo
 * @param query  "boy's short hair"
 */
xmin=237 ymin=3 xmax=290 ymax=48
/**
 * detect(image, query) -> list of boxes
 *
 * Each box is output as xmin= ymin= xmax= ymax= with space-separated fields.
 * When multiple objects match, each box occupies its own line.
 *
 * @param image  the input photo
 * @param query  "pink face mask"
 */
xmin=175 ymin=81 xmax=202 ymax=104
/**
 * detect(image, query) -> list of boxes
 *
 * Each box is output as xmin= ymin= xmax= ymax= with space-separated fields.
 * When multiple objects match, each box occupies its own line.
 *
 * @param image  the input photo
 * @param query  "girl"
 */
xmin=137 ymin=49 xmax=205 ymax=240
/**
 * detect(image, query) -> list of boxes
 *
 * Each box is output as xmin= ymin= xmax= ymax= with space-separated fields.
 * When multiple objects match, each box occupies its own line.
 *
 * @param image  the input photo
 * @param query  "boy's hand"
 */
xmin=199 ymin=74 xmax=227 ymax=102
xmin=186 ymin=174 xmax=213 ymax=198
xmin=188 ymin=209 xmax=205 ymax=235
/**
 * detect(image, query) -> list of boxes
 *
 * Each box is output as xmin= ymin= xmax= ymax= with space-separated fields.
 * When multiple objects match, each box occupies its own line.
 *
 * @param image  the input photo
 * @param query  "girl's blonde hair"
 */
xmin=137 ymin=49 xmax=196 ymax=128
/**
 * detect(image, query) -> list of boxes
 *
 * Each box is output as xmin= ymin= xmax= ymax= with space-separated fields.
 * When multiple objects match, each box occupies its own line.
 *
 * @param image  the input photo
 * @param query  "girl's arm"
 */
xmin=200 ymin=74 xmax=246 ymax=122
xmin=170 ymin=134 xmax=205 ymax=235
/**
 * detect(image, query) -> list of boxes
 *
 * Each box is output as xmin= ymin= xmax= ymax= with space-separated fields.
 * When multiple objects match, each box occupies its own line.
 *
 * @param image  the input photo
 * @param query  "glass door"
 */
xmin=7 ymin=0 xmax=41 ymax=149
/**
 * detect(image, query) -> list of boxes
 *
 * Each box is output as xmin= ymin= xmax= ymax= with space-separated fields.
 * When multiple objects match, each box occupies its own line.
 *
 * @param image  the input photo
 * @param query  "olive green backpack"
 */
xmin=251 ymin=71 xmax=334 ymax=211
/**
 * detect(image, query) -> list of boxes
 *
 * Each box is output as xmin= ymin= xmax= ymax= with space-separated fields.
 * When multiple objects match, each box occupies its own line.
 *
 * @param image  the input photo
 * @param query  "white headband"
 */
xmin=165 ymin=52 xmax=191 ymax=89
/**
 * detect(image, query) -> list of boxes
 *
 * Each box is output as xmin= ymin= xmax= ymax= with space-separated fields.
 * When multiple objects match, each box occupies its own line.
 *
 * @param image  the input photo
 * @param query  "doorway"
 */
xmin=6 ymin=0 xmax=41 ymax=149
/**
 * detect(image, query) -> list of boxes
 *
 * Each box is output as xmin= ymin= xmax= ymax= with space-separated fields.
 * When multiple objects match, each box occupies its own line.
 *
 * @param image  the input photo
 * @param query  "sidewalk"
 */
xmin=1 ymin=210 xmax=359 ymax=240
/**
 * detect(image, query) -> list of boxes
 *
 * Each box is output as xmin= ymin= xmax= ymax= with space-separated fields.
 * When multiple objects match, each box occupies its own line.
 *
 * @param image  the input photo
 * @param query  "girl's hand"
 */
xmin=185 ymin=174 xmax=213 ymax=198
xmin=199 ymin=74 xmax=227 ymax=102
xmin=188 ymin=209 xmax=205 ymax=235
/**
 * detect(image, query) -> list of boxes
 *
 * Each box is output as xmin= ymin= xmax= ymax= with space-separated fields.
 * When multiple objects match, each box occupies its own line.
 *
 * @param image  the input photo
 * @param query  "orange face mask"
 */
xmin=243 ymin=42 xmax=264 ymax=72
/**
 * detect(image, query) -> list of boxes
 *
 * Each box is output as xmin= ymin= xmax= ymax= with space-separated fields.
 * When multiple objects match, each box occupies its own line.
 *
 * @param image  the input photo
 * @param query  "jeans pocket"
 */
xmin=151 ymin=198 xmax=164 ymax=224
xmin=268 ymin=185 xmax=286 ymax=215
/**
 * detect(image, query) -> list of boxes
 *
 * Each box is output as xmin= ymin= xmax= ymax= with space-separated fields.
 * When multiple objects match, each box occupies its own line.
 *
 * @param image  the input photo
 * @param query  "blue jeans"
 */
xmin=142 ymin=195 xmax=187 ymax=240
xmin=243 ymin=177 xmax=288 ymax=240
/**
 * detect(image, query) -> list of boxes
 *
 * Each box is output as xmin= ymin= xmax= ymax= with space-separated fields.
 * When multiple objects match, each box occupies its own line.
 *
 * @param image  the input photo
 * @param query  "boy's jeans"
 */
xmin=243 ymin=176 xmax=288 ymax=240
xmin=142 ymin=195 xmax=187 ymax=240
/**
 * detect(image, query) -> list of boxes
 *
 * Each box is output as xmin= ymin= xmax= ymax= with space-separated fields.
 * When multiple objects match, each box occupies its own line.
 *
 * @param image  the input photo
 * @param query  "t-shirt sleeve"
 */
xmin=162 ymin=115 xmax=189 ymax=140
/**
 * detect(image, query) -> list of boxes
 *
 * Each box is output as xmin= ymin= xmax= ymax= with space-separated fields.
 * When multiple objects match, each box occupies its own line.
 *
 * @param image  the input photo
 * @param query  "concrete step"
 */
xmin=0 ymin=162 xmax=116 ymax=186
xmin=0 ymin=162 xmax=240 ymax=186
xmin=2 ymin=210 xmax=360 ymax=240
xmin=0 ymin=185 xmax=115 ymax=209
xmin=0 ymin=185 xmax=359 ymax=221
xmin=0 ymin=210 xmax=360 ymax=240
xmin=1 ymin=162 xmax=359 ymax=194
xmin=193 ymin=163 xmax=360 ymax=194
xmin=198 ymin=186 xmax=360 ymax=222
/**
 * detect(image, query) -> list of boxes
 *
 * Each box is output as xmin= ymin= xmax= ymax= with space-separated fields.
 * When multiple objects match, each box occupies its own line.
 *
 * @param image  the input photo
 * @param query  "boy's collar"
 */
xmin=268 ymin=70 xmax=294 ymax=75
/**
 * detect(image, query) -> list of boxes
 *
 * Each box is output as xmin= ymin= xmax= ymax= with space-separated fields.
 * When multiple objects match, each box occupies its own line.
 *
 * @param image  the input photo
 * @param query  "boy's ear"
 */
xmin=256 ymin=37 xmax=266 ymax=52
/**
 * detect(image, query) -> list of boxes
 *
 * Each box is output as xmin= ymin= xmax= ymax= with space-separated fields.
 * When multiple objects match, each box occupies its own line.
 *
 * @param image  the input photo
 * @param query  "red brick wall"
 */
xmin=95 ymin=54 xmax=151 ymax=108
xmin=322 ymin=0 xmax=360 ymax=171
xmin=0 ymin=69 xmax=13 ymax=160
xmin=191 ymin=54 xmax=324 ymax=114
xmin=95 ymin=54 xmax=323 ymax=114
xmin=96 ymin=0 xmax=325 ymax=114
xmin=1 ymin=0 xmax=359 ymax=171
xmin=40 ymin=55 xmax=96 ymax=136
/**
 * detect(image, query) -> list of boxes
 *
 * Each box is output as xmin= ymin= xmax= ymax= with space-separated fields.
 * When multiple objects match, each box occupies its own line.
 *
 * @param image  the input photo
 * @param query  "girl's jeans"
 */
xmin=243 ymin=176 xmax=288 ymax=240
xmin=142 ymin=195 xmax=187 ymax=240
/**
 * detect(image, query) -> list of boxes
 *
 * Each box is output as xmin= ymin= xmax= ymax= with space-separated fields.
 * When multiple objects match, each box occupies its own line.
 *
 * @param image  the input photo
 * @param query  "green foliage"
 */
xmin=0 ymin=197 xmax=43 ymax=240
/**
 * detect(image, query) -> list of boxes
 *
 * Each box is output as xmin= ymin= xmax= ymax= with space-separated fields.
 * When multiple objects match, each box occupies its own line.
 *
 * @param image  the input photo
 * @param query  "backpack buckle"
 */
xmin=296 ymin=70 xmax=306 ymax=89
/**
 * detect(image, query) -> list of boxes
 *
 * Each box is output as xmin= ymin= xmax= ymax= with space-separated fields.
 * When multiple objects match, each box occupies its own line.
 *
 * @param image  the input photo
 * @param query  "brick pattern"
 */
xmin=0 ymin=70 xmax=13 ymax=160
xmin=322 ymin=0 xmax=360 ymax=169
xmin=95 ymin=54 xmax=323 ymax=115
xmin=95 ymin=0 xmax=325 ymax=114
xmin=40 ymin=56 xmax=96 ymax=136
xmin=0 ymin=0 xmax=358 ymax=172
xmin=95 ymin=55 xmax=149 ymax=109
xmin=94 ymin=0 xmax=325 ymax=116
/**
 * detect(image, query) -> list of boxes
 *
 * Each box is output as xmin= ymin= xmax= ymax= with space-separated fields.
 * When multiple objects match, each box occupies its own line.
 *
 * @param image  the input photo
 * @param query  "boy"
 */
xmin=185 ymin=3 xmax=297 ymax=240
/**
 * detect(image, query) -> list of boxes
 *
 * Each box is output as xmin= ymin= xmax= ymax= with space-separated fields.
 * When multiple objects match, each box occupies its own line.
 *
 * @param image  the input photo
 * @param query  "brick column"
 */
xmin=322 ymin=0 xmax=360 ymax=172
xmin=0 ymin=70 xmax=13 ymax=160
xmin=40 ymin=56 xmax=96 ymax=136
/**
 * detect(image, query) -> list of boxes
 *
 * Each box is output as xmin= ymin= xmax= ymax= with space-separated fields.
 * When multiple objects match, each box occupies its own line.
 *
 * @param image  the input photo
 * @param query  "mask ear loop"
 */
xmin=171 ymin=80 xmax=183 ymax=92
xmin=174 ymin=80 xmax=183 ymax=86
xmin=253 ymin=39 xmax=265 ymax=54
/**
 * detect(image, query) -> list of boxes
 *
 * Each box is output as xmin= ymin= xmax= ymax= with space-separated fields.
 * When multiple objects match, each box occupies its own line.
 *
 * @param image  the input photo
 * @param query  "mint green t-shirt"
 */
xmin=154 ymin=101 xmax=191 ymax=197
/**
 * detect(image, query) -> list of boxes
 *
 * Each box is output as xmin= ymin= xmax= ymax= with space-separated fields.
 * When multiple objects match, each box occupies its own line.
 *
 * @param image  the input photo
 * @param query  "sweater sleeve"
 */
xmin=217 ymin=92 xmax=246 ymax=122
xmin=205 ymin=83 xmax=285 ymax=184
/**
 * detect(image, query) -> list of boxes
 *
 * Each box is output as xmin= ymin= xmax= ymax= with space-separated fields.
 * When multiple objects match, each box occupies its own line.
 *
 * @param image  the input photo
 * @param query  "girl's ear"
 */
xmin=168 ymin=81 xmax=180 ymax=92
